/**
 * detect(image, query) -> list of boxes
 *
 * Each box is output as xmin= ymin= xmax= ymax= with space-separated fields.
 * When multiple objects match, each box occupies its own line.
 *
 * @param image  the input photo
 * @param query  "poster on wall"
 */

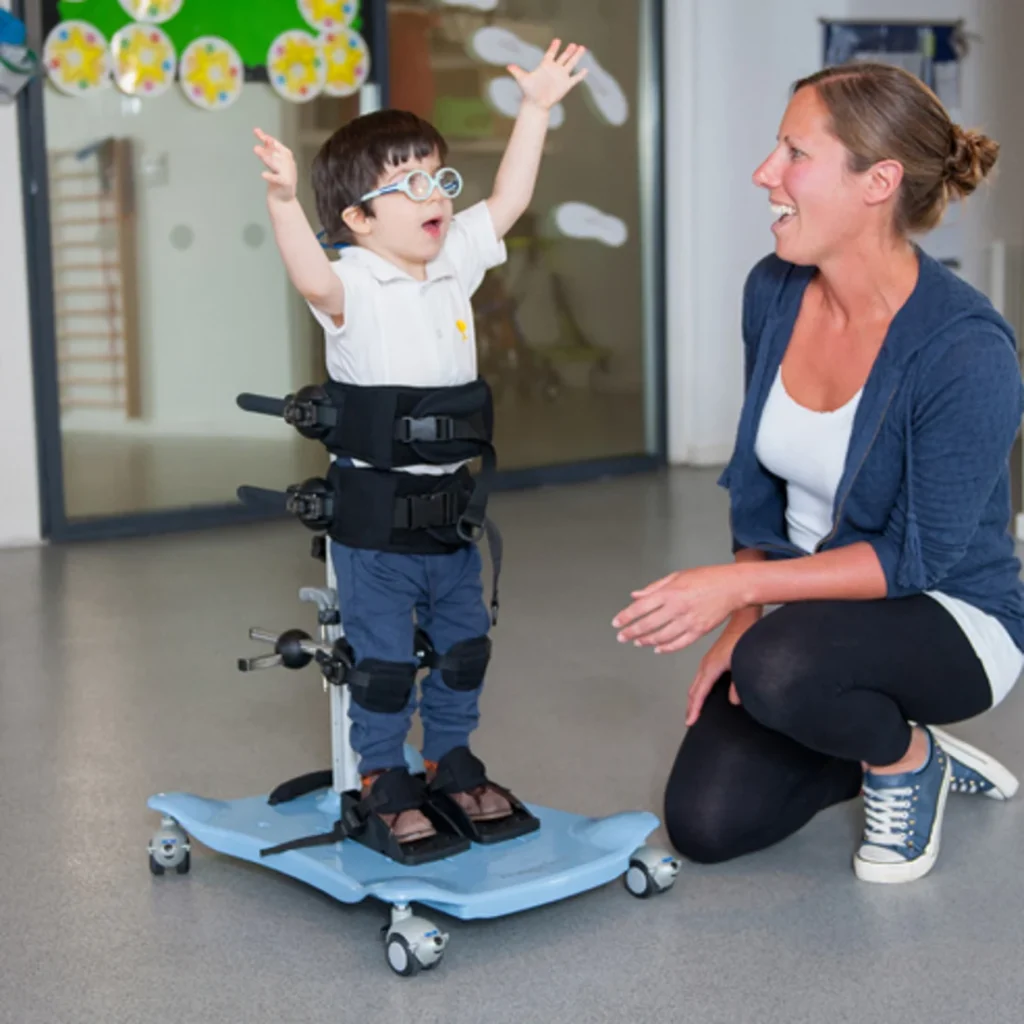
xmin=822 ymin=20 xmax=967 ymax=270
xmin=48 ymin=0 xmax=370 ymax=107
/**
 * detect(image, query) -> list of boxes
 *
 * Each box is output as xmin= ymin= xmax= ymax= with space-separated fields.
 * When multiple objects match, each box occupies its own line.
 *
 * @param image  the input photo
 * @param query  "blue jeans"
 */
xmin=331 ymin=541 xmax=492 ymax=775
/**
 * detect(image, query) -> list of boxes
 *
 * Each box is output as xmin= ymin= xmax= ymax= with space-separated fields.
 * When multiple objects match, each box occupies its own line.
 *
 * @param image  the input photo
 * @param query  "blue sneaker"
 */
xmin=854 ymin=729 xmax=951 ymax=884
xmin=930 ymin=726 xmax=1019 ymax=800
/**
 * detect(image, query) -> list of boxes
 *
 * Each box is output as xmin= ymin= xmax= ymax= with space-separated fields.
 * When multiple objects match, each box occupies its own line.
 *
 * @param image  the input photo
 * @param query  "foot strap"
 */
xmin=259 ymin=819 xmax=350 ymax=857
xmin=362 ymin=767 xmax=429 ymax=814
xmin=427 ymin=746 xmax=489 ymax=795
xmin=267 ymin=769 xmax=334 ymax=806
xmin=259 ymin=769 xmax=433 ymax=859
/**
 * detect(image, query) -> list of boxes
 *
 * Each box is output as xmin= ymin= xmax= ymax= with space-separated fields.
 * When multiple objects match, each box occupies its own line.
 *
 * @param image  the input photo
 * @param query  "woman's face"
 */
xmin=752 ymin=86 xmax=873 ymax=266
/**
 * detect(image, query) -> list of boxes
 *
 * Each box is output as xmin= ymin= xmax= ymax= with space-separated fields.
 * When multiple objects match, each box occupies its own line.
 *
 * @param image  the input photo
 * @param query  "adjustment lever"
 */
xmin=236 ymin=386 xmax=336 ymax=440
xmin=236 ymin=393 xmax=287 ymax=417
xmin=237 ymin=479 xmax=333 ymax=531
xmin=237 ymin=627 xmax=332 ymax=673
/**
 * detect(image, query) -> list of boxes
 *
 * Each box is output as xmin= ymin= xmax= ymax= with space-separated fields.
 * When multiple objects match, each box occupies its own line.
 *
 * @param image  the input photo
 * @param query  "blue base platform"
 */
xmin=147 ymin=787 xmax=659 ymax=920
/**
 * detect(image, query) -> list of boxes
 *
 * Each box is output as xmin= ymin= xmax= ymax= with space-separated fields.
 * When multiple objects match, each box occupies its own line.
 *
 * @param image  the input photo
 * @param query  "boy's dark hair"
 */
xmin=311 ymin=109 xmax=449 ymax=246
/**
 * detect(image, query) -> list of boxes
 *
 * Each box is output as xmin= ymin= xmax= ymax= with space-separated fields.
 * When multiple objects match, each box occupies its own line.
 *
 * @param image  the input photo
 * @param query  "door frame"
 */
xmin=17 ymin=0 xmax=666 ymax=544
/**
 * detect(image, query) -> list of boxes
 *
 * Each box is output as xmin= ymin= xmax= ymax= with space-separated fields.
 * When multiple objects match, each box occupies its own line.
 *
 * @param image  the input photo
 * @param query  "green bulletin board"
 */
xmin=56 ymin=0 xmax=362 ymax=67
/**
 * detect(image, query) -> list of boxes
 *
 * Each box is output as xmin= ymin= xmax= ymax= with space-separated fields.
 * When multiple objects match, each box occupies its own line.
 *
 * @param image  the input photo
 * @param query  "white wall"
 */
xmin=665 ymin=0 xmax=1024 ymax=465
xmin=0 ymin=0 xmax=42 ymax=546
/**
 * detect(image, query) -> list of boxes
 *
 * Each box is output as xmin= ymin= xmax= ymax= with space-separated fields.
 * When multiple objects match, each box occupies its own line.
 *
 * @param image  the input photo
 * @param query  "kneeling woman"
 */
xmin=614 ymin=63 xmax=1024 ymax=883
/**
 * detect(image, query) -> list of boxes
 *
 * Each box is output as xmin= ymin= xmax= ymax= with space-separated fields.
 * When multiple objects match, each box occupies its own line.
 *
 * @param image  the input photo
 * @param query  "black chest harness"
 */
xmin=236 ymin=377 xmax=502 ymax=621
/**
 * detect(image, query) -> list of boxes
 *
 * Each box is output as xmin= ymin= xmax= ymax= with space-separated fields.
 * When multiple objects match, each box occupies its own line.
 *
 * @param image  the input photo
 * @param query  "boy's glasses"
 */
xmin=359 ymin=167 xmax=463 ymax=204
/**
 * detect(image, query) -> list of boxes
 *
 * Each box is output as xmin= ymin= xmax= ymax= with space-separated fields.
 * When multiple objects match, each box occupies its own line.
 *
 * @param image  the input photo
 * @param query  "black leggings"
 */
xmin=663 ymin=596 xmax=993 ymax=864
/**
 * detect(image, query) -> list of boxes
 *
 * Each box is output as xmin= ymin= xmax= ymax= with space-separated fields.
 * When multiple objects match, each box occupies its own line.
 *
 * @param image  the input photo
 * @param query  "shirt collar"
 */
xmin=340 ymin=243 xmax=456 ymax=284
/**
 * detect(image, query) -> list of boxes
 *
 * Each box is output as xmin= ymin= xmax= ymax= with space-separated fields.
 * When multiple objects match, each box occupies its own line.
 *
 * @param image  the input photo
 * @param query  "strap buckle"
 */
xmin=396 ymin=415 xmax=456 ymax=443
xmin=395 ymin=490 xmax=459 ymax=530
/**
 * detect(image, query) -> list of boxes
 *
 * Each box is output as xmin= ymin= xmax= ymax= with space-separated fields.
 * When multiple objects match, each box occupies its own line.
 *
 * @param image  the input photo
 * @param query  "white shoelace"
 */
xmin=862 ymin=784 xmax=913 ymax=847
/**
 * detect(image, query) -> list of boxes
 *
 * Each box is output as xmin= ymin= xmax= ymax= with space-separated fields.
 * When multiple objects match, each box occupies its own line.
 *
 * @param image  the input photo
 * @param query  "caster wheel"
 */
xmin=148 ymin=817 xmax=192 ymax=876
xmin=385 ymin=908 xmax=448 ymax=977
xmin=624 ymin=845 xmax=679 ymax=899
xmin=386 ymin=935 xmax=421 ymax=977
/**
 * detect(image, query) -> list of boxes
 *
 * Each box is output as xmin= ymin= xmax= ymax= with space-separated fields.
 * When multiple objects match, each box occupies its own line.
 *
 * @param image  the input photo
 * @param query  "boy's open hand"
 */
xmin=254 ymin=127 xmax=297 ymax=203
xmin=508 ymin=39 xmax=587 ymax=111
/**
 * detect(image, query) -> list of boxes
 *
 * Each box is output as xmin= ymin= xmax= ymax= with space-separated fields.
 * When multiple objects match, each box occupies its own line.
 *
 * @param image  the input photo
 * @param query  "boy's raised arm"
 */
xmin=254 ymin=128 xmax=346 ymax=320
xmin=485 ymin=40 xmax=588 ymax=240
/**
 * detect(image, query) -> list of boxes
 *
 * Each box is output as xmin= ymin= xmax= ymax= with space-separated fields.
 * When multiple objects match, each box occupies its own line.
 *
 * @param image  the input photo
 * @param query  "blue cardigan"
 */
xmin=719 ymin=250 xmax=1024 ymax=651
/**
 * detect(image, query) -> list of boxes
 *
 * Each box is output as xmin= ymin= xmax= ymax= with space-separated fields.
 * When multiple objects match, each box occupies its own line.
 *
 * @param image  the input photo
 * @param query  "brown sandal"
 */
xmin=362 ymin=770 xmax=437 ymax=844
xmin=424 ymin=747 xmax=540 ymax=844
xmin=424 ymin=763 xmax=512 ymax=822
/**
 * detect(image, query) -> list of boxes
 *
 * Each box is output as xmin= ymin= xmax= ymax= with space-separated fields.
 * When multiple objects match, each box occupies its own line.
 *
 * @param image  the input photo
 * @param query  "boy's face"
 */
xmin=352 ymin=148 xmax=454 ymax=268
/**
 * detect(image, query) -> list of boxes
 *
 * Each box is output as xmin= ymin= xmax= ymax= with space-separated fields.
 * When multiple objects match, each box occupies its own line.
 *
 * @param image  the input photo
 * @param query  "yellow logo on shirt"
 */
xmin=456 ymin=319 xmax=469 ymax=342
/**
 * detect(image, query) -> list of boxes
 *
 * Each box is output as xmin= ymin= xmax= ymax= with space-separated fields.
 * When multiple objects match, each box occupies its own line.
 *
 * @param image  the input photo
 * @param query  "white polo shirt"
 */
xmin=307 ymin=201 xmax=506 ymax=475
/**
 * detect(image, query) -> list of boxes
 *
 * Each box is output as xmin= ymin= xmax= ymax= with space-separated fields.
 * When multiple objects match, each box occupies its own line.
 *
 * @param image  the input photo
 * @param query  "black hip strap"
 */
xmin=323 ymin=378 xmax=494 ymax=468
xmin=325 ymin=463 xmax=503 ymax=625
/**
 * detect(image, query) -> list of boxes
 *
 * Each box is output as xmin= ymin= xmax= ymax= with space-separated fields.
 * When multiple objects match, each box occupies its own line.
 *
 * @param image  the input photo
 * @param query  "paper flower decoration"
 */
xmin=298 ymin=0 xmax=357 ymax=31
xmin=43 ymin=20 xmax=111 ymax=95
xmin=111 ymin=24 xmax=176 ymax=97
xmin=267 ymin=30 xmax=325 ymax=102
xmin=179 ymin=36 xmax=243 ymax=111
xmin=118 ymin=0 xmax=185 ymax=24
xmin=321 ymin=28 xmax=369 ymax=97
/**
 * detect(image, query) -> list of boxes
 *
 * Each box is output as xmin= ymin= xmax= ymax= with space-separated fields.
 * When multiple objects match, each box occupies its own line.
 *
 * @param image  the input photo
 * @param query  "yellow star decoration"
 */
xmin=115 ymin=28 xmax=173 ymax=95
xmin=303 ymin=0 xmax=352 ymax=27
xmin=324 ymin=32 xmax=366 ymax=91
xmin=184 ymin=45 xmax=236 ymax=106
xmin=48 ymin=24 xmax=108 ymax=91
xmin=120 ymin=0 xmax=182 ymax=21
xmin=270 ymin=36 xmax=321 ymax=96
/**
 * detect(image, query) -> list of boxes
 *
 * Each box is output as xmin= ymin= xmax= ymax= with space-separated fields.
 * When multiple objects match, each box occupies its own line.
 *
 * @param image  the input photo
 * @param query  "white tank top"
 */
xmin=754 ymin=367 xmax=1022 ymax=705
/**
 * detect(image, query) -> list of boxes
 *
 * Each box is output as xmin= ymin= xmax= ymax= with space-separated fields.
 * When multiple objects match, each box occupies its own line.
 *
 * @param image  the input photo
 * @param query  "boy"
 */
xmin=254 ymin=41 xmax=587 ymax=853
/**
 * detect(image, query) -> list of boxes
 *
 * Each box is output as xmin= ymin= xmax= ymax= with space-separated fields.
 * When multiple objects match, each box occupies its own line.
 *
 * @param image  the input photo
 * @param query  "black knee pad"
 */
xmin=347 ymin=659 xmax=417 ymax=713
xmin=426 ymin=635 xmax=491 ymax=692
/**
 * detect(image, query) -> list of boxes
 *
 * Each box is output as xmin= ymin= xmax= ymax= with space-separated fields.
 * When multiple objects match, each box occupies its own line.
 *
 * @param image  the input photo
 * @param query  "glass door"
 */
xmin=20 ymin=0 xmax=663 ymax=542
xmin=386 ymin=0 xmax=664 ymax=473
xmin=20 ymin=0 xmax=387 ymax=538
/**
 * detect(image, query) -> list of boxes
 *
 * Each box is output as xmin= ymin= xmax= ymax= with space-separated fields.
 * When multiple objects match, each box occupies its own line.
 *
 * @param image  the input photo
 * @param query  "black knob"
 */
xmin=332 ymin=637 xmax=355 ymax=667
xmin=285 ymin=478 xmax=333 ymax=531
xmin=317 ymin=638 xmax=354 ymax=687
xmin=276 ymin=628 xmax=314 ymax=670
xmin=283 ymin=385 xmax=331 ymax=440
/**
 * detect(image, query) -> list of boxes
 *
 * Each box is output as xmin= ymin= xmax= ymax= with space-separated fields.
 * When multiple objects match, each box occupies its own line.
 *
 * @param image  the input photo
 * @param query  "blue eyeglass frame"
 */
xmin=359 ymin=167 xmax=463 ymax=204
xmin=318 ymin=169 xmax=464 ymax=249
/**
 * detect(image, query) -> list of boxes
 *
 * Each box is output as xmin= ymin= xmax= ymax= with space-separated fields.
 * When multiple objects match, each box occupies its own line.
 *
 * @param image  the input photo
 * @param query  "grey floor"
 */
xmin=3 ymin=467 xmax=1024 ymax=1024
